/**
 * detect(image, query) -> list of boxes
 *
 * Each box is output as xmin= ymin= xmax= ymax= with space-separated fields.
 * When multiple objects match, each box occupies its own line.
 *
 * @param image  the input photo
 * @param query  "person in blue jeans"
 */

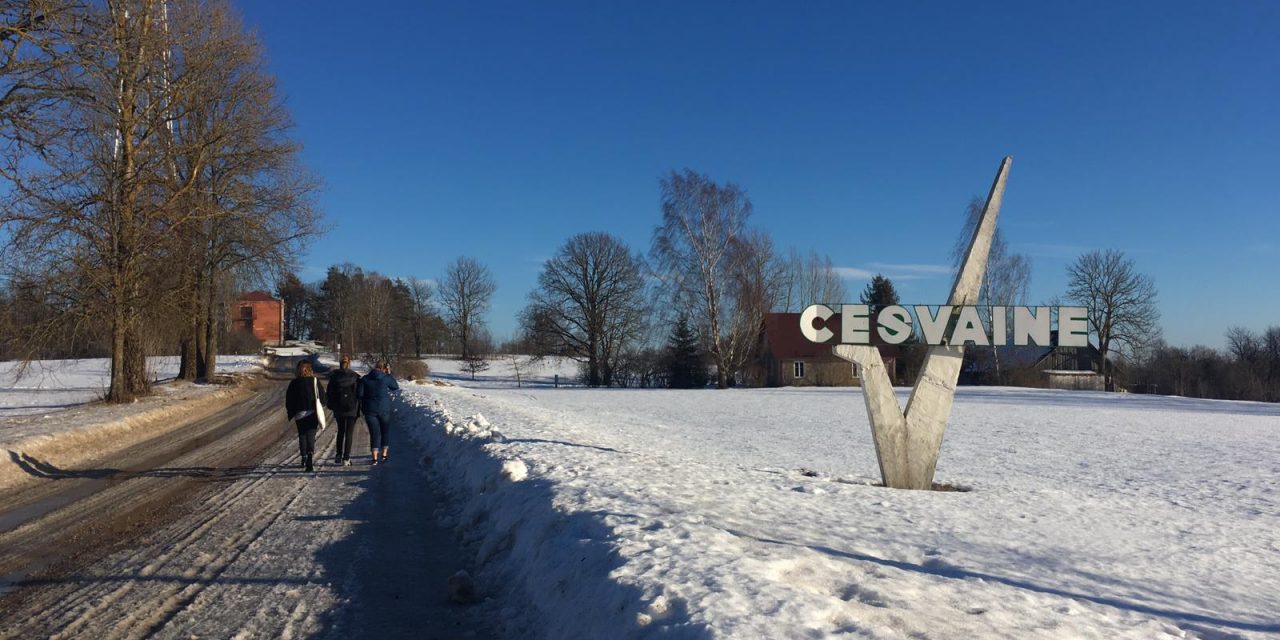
xmin=359 ymin=360 xmax=400 ymax=466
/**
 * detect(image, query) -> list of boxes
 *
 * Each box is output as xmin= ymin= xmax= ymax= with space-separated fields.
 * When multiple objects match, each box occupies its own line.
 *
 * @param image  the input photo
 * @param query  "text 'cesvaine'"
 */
xmin=800 ymin=304 xmax=1089 ymax=347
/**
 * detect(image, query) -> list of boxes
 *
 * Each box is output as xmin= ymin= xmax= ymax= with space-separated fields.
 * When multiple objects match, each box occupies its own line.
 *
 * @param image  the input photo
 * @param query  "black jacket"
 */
xmin=326 ymin=368 xmax=362 ymax=418
xmin=286 ymin=376 xmax=328 ymax=430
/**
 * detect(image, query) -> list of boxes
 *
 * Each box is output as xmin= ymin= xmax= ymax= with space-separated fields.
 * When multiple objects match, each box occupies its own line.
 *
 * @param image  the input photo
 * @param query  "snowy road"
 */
xmin=0 ymin=379 xmax=497 ymax=639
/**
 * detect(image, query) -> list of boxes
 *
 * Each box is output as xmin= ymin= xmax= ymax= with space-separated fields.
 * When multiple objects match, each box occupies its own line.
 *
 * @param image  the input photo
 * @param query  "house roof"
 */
xmin=763 ymin=313 xmax=899 ymax=361
xmin=237 ymin=291 xmax=279 ymax=303
xmin=1031 ymin=331 xmax=1101 ymax=368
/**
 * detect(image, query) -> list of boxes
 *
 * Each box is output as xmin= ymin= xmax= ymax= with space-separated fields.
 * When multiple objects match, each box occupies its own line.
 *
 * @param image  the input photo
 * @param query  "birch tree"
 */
xmin=952 ymin=197 xmax=1031 ymax=383
xmin=651 ymin=169 xmax=752 ymax=389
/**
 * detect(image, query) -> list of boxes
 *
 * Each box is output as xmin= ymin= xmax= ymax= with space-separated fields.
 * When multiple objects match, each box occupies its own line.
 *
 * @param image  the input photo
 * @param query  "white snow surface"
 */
xmin=421 ymin=355 xmax=583 ymax=388
xmin=398 ymin=380 xmax=1280 ymax=639
xmin=0 ymin=355 xmax=264 ymax=416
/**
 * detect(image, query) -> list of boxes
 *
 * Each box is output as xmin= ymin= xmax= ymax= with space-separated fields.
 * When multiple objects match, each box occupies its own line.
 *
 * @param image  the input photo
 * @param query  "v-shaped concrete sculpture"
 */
xmin=834 ymin=156 xmax=1011 ymax=490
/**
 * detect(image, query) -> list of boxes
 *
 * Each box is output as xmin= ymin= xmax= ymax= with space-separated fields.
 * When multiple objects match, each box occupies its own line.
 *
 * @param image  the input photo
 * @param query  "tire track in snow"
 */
xmin=0 ymin=383 xmax=303 ymax=638
xmin=40 ymin=433 xmax=329 ymax=639
xmin=108 ymin=472 xmax=315 ymax=638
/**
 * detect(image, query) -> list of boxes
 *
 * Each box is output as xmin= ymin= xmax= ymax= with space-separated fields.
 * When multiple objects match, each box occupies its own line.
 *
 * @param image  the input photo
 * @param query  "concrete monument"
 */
xmin=833 ymin=156 xmax=1012 ymax=490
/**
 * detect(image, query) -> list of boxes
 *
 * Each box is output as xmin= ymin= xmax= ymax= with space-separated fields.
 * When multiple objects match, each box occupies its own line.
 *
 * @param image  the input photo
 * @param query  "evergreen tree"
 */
xmin=859 ymin=274 xmax=921 ymax=384
xmin=859 ymin=274 xmax=901 ymax=316
xmin=276 ymin=272 xmax=311 ymax=341
xmin=665 ymin=315 xmax=709 ymax=389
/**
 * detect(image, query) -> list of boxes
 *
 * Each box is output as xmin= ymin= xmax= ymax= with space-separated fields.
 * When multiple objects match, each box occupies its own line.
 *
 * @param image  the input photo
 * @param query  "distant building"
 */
xmin=758 ymin=312 xmax=899 ymax=387
xmin=233 ymin=291 xmax=284 ymax=346
xmin=1041 ymin=369 xmax=1104 ymax=391
xmin=960 ymin=331 xmax=1105 ymax=390
xmin=1034 ymin=340 xmax=1105 ymax=390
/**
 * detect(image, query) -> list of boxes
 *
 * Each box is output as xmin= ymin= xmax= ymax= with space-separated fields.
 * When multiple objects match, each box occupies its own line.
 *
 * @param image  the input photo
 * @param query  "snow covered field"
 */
xmin=422 ymin=355 xmax=583 ymax=388
xmin=0 ymin=355 xmax=264 ymax=417
xmin=399 ymin=379 xmax=1280 ymax=639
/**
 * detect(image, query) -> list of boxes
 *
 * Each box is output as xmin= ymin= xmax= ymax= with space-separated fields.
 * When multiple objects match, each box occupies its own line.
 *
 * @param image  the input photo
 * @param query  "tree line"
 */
xmin=270 ymin=170 xmax=855 ymax=390
xmin=0 ymin=0 xmax=319 ymax=401
xmin=520 ymin=170 xmax=854 ymax=388
xmin=1122 ymin=327 xmax=1280 ymax=402
xmin=274 ymin=257 xmax=496 ymax=380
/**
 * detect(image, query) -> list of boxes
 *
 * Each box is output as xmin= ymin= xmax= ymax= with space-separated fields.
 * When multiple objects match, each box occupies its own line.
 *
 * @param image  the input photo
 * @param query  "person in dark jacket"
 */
xmin=359 ymin=360 xmax=400 ymax=466
xmin=285 ymin=359 xmax=328 ymax=472
xmin=326 ymin=355 xmax=362 ymax=466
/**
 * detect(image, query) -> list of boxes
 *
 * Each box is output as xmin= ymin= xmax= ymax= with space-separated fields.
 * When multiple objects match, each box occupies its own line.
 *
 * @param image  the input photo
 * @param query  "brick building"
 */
xmin=233 ymin=291 xmax=284 ymax=346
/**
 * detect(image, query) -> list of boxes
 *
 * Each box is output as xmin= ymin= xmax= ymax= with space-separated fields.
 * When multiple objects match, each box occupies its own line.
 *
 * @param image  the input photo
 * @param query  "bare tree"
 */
xmin=723 ymin=229 xmax=785 ymax=385
xmin=0 ymin=1 xmax=317 ymax=395
xmin=0 ymin=1 xmax=189 ymax=400
xmin=523 ymin=232 xmax=647 ymax=387
xmin=1225 ymin=326 xmax=1267 ymax=400
xmin=165 ymin=0 xmax=320 ymax=381
xmin=1066 ymin=249 xmax=1160 ymax=390
xmin=1226 ymin=326 xmax=1262 ymax=365
xmin=952 ymin=197 xmax=1031 ymax=383
xmin=779 ymin=248 xmax=848 ymax=312
xmin=403 ymin=276 xmax=435 ymax=358
xmin=440 ymin=256 xmax=496 ymax=360
xmin=651 ymin=169 xmax=753 ymax=388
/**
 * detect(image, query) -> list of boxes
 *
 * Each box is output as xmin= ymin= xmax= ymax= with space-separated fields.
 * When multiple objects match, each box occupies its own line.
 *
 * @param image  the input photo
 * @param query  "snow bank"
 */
xmin=0 ymin=382 xmax=249 ymax=493
xmin=398 ymin=381 xmax=1280 ymax=639
xmin=0 ymin=355 xmax=263 ymax=492
xmin=398 ymin=390 xmax=707 ymax=639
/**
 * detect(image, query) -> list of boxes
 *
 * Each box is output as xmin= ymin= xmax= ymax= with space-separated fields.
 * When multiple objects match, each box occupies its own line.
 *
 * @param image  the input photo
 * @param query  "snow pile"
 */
xmin=0 ymin=382 xmax=248 ymax=492
xmin=0 ymin=355 xmax=264 ymax=491
xmin=399 ymin=383 xmax=1280 ymax=639
xmin=500 ymin=459 xmax=528 ymax=483
xmin=400 ymin=393 xmax=702 ymax=638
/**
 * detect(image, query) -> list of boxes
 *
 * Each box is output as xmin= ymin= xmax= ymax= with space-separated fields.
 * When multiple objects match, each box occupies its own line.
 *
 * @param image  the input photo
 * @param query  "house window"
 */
xmin=793 ymin=361 xmax=805 ymax=379
xmin=240 ymin=306 xmax=253 ymax=319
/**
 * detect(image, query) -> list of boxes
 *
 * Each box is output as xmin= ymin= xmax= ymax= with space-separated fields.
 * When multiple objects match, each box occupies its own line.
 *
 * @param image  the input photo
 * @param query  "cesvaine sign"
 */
xmin=799 ymin=304 xmax=1090 ymax=347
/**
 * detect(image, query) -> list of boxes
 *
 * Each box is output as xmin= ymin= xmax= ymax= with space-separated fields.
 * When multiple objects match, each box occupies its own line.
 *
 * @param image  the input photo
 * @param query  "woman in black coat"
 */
xmin=325 ymin=354 xmax=362 ymax=466
xmin=285 ymin=359 xmax=327 ymax=472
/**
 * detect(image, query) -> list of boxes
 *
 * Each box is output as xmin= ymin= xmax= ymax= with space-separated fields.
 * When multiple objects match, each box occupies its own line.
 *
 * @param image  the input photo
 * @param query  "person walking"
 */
xmin=285 ymin=359 xmax=328 ymax=473
xmin=359 ymin=360 xmax=400 ymax=466
xmin=326 ymin=354 xmax=362 ymax=466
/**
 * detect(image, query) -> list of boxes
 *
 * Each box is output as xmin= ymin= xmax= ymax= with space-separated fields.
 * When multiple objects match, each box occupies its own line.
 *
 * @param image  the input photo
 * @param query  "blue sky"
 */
xmin=237 ymin=1 xmax=1278 ymax=348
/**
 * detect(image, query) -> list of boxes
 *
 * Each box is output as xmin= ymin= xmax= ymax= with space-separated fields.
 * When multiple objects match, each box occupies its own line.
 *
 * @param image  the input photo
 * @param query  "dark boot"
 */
xmin=304 ymin=454 xmax=314 ymax=473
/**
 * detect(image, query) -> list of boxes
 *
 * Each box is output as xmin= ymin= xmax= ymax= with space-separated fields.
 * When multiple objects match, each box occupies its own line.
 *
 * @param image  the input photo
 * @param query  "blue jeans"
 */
xmin=365 ymin=413 xmax=390 ymax=450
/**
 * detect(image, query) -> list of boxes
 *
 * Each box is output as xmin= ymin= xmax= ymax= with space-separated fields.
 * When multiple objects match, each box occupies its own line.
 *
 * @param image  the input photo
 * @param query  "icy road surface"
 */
xmin=0 ymin=380 xmax=498 ymax=639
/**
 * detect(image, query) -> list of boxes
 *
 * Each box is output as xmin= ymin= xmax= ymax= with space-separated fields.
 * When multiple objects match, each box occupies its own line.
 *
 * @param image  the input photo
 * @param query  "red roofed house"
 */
xmin=233 ymin=291 xmax=284 ymax=346
xmin=759 ymin=312 xmax=899 ymax=387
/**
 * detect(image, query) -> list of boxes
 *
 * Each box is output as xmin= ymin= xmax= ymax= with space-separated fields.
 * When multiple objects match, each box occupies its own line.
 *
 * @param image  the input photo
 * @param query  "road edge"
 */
xmin=0 ymin=382 xmax=255 ymax=494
